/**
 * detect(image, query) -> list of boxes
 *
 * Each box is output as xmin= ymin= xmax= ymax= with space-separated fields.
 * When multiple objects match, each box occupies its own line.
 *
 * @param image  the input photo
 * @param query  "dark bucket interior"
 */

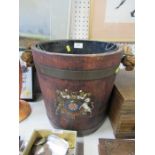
xmin=36 ymin=40 xmax=118 ymax=54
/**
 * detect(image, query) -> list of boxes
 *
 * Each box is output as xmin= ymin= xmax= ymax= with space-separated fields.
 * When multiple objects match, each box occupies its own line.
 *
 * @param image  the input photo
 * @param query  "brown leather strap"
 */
xmin=35 ymin=63 xmax=119 ymax=80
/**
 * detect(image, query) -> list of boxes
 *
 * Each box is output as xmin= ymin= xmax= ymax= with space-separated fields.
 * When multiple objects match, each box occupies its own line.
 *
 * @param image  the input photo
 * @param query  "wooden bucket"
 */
xmin=32 ymin=40 xmax=122 ymax=136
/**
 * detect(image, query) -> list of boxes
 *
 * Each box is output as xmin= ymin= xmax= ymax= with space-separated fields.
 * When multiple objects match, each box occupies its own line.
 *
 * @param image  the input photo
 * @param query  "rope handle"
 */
xmin=120 ymin=45 xmax=135 ymax=71
xmin=20 ymin=48 xmax=34 ymax=67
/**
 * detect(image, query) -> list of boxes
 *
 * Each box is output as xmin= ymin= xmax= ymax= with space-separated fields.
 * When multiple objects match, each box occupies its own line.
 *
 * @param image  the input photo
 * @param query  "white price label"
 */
xmin=74 ymin=42 xmax=83 ymax=49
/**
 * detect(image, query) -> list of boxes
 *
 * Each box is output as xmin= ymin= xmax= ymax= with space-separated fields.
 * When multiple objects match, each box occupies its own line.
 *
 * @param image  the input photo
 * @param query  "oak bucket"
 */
xmin=32 ymin=40 xmax=122 ymax=136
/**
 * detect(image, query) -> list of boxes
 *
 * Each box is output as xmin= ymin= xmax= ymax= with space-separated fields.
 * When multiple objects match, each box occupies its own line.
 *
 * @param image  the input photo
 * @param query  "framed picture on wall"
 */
xmin=19 ymin=50 xmax=34 ymax=101
xmin=89 ymin=0 xmax=135 ymax=42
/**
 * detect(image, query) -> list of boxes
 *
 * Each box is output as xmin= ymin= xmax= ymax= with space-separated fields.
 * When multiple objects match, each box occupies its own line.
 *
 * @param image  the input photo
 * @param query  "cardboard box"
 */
xmin=23 ymin=129 xmax=77 ymax=155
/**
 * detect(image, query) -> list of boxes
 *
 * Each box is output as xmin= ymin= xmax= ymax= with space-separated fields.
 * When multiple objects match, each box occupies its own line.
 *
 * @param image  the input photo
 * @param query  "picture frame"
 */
xmin=89 ymin=0 xmax=135 ymax=42
xmin=19 ymin=49 xmax=35 ymax=101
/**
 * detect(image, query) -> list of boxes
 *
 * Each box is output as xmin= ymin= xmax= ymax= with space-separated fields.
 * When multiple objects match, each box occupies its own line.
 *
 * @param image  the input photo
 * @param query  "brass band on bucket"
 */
xmin=35 ymin=63 xmax=119 ymax=80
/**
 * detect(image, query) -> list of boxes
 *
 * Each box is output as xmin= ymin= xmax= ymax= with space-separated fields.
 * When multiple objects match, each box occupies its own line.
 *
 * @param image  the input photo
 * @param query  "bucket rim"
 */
xmin=31 ymin=39 xmax=122 ymax=57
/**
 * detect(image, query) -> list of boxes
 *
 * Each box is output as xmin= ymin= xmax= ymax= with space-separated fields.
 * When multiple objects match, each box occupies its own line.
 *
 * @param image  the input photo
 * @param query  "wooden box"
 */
xmin=109 ymin=69 xmax=135 ymax=138
xmin=98 ymin=139 xmax=135 ymax=155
